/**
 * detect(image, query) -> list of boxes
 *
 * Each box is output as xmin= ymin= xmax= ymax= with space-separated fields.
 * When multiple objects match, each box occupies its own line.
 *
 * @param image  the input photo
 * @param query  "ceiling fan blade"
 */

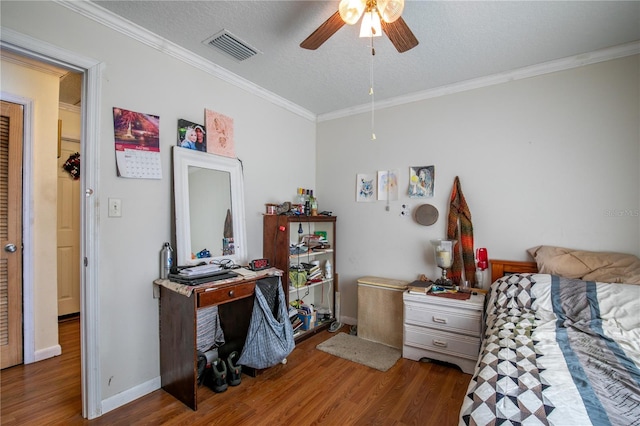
xmin=300 ymin=11 xmax=346 ymax=50
xmin=381 ymin=16 xmax=419 ymax=53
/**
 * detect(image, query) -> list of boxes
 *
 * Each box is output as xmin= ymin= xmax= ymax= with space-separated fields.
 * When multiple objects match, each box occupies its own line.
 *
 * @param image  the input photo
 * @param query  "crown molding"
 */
xmin=53 ymin=1 xmax=638 ymax=124
xmin=59 ymin=102 xmax=81 ymax=113
xmin=54 ymin=0 xmax=316 ymax=122
xmin=319 ymin=41 xmax=640 ymax=122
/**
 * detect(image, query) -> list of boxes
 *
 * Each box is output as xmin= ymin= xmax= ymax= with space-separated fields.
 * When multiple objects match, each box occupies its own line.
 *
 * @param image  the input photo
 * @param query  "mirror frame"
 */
xmin=173 ymin=146 xmax=247 ymax=267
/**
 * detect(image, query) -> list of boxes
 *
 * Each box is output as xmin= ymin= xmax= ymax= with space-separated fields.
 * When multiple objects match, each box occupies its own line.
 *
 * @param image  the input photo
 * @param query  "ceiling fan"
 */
xmin=300 ymin=0 xmax=418 ymax=53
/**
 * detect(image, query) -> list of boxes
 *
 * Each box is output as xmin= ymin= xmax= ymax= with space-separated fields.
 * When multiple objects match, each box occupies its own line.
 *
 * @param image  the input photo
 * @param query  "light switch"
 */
xmin=108 ymin=198 xmax=122 ymax=217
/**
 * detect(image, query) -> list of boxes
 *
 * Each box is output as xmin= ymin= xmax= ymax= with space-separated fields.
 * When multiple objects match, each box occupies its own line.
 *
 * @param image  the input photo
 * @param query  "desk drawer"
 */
xmin=404 ymin=301 xmax=481 ymax=337
xmin=197 ymin=282 xmax=255 ymax=307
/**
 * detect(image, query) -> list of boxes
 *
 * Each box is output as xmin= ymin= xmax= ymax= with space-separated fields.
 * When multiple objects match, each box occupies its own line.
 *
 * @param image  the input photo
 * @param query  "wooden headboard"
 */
xmin=490 ymin=259 xmax=538 ymax=283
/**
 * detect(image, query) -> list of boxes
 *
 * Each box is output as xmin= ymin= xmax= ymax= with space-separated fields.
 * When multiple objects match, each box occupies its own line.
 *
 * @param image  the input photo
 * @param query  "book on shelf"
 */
xmin=290 ymin=315 xmax=303 ymax=332
xmin=301 ymin=262 xmax=322 ymax=281
xmin=301 ymin=262 xmax=320 ymax=272
xmin=408 ymin=280 xmax=433 ymax=295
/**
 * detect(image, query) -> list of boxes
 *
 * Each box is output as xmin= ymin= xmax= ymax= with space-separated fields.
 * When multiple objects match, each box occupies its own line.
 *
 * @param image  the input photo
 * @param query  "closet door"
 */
xmin=1 ymin=100 xmax=24 ymax=369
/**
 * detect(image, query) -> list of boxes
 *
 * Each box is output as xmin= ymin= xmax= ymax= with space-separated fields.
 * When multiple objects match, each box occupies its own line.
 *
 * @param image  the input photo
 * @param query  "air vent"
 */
xmin=203 ymin=30 xmax=261 ymax=62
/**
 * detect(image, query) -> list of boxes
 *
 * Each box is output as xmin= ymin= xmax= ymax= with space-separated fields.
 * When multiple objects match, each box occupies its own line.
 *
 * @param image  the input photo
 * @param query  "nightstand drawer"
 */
xmin=404 ymin=324 xmax=480 ymax=359
xmin=404 ymin=301 xmax=481 ymax=337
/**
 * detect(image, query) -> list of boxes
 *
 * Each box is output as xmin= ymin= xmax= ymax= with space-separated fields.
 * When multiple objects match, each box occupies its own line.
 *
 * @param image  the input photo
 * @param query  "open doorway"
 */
xmin=1 ymin=50 xmax=82 ymax=396
xmin=1 ymin=30 xmax=103 ymax=419
xmin=57 ymin=71 xmax=82 ymax=320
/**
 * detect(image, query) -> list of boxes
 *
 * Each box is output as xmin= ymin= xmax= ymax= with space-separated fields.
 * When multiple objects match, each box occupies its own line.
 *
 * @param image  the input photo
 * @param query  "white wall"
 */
xmin=1 ymin=0 xmax=315 ymax=407
xmin=59 ymin=105 xmax=81 ymax=140
xmin=317 ymin=55 xmax=640 ymax=324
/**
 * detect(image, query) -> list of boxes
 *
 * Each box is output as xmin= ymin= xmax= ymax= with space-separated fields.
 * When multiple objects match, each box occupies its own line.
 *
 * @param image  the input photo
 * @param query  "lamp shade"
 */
xmin=377 ymin=0 xmax=404 ymax=23
xmin=339 ymin=0 xmax=365 ymax=25
xmin=431 ymin=239 xmax=456 ymax=269
xmin=359 ymin=9 xmax=382 ymax=38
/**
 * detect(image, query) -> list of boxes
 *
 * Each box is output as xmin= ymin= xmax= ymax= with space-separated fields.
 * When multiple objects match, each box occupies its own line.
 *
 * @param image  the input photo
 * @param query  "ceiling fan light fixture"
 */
xmin=359 ymin=8 xmax=382 ymax=38
xmin=339 ymin=0 xmax=365 ymax=25
xmin=377 ymin=0 xmax=404 ymax=23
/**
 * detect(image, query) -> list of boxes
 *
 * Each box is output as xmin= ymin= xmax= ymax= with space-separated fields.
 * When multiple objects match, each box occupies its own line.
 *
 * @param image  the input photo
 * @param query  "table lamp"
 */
xmin=430 ymin=239 xmax=456 ymax=287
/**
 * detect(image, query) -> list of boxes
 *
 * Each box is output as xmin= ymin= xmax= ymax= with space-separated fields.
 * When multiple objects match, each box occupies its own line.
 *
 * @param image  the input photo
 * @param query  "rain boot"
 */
xmin=210 ymin=358 xmax=228 ymax=393
xmin=226 ymin=351 xmax=242 ymax=386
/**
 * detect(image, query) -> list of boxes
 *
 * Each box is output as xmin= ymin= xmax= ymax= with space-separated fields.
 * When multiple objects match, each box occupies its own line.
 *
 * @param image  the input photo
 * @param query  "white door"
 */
xmin=57 ymin=138 xmax=81 ymax=316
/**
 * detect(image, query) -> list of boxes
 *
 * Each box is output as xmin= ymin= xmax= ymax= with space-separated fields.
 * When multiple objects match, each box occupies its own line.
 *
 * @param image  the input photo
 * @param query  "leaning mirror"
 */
xmin=173 ymin=147 xmax=247 ymax=267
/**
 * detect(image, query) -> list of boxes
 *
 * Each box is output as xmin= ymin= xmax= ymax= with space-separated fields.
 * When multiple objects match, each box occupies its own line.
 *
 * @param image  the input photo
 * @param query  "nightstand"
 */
xmin=402 ymin=291 xmax=485 ymax=374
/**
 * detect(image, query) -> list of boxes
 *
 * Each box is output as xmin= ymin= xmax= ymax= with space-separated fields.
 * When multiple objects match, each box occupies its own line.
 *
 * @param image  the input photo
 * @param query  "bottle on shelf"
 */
xmin=310 ymin=190 xmax=318 ymax=216
xmin=297 ymin=188 xmax=306 ymax=213
xmin=304 ymin=189 xmax=311 ymax=216
xmin=324 ymin=259 xmax=332 ymax=279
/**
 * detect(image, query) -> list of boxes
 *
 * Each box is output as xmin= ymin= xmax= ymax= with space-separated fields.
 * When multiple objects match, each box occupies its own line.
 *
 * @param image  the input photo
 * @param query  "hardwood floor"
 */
xmin=1 ymin=318 xmax=472 ymax=425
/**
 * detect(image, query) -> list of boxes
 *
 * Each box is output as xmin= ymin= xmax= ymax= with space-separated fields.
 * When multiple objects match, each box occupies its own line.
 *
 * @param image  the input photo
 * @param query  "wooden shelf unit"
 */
xmin=263 ymin=214 xmax=337 ymax=341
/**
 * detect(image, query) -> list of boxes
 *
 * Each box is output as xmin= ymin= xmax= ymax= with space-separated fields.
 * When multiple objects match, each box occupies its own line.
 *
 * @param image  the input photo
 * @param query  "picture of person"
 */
xmin=180 ymin=127 xmax=197 ymax=150
xmin=194 ymin=125 xmax=206 ymax=152
xmin=409 ymin=165 xmax=435 ymax=198
xmin=177 ymin=119 xmax=206 ymax=151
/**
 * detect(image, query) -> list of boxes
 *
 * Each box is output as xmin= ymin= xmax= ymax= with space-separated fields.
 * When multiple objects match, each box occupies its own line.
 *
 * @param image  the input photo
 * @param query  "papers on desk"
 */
xmin=179 ymin=264 xmax=223 ymax=277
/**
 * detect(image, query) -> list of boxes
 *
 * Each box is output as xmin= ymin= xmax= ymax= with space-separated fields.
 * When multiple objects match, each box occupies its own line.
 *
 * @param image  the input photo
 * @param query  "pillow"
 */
xmin=527 ymin=245 xmax=640 ymax=285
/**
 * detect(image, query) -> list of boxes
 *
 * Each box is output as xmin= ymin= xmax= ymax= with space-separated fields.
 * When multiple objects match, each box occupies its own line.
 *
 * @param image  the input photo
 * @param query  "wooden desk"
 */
xmin=155 ymin=269 xmax=282 ymax=410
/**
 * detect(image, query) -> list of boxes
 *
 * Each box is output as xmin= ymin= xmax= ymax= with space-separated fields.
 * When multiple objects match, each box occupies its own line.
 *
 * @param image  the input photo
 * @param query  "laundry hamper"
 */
xmin=357 ymin=276 xmax=408 ymax=349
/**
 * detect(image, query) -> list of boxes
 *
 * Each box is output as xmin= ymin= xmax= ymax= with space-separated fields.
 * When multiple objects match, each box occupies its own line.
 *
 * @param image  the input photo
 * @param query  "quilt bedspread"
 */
xmin=459 ymin=273 xmax=640 ymax=426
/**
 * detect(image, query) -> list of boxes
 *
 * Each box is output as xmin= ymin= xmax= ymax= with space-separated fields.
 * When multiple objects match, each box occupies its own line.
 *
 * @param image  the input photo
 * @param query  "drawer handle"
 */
xmin=432 ymin=316 xmax=447 ymax=324
xmin=433 ymin=339 xmax=448 ymax=348
xmin=228 ymin=290 xmax=235 ymax=297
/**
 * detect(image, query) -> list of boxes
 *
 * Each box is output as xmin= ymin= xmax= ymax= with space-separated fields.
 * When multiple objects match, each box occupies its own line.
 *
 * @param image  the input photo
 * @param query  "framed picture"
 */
xmin=408 ymin=165 xmax=434 ymax=198
xmin=356 ymin=173 xmax=376 ymax=202
xmin=377 ymin=170 xmax=399 ymax=201
xmin=177 ymin=119 xmax=207 ymax=152
xmin=205 ymin=109 xmax=235 ymax=158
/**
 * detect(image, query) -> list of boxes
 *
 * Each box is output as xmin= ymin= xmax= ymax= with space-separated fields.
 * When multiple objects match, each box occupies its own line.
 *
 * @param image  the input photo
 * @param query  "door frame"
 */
xmin=0 ymin=29 xmax=103 ymax=419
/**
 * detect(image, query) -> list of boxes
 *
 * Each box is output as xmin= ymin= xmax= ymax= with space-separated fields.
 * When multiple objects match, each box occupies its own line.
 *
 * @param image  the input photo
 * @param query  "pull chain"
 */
xmin=369 ymin=35 xmax=376 ymax=141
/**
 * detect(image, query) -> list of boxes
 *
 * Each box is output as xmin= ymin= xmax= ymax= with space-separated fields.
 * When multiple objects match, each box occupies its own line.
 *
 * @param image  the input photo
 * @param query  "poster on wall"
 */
xmin=377 ymin=170 xmax=399 ymax=201
xmin=356 ymin=173 xmax=376 ymax=202
xmin=177 ymin=119 xmax=206 ymax=152
xmin=205 ymin=108 xmax=235 ymax=158
xmin=112 ymin=107 xmax=162 ymax=179
xmin=408 ymin=165 xmax=434 ymax=198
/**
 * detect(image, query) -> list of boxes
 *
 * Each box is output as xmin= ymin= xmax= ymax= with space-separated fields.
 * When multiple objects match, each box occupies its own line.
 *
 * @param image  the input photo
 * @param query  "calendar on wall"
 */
xmin=113 ymin=107 xmax=162 ymax=179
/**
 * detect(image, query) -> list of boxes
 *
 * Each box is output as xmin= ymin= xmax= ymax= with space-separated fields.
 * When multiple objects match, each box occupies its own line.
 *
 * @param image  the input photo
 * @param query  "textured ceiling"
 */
xmin=91 ymin=1 xmax=640 ymax=116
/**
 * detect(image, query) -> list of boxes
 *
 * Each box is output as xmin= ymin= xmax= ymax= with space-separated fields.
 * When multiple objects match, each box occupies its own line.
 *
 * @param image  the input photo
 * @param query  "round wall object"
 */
xmin=414 ymin=204 xmax=439 ymax=226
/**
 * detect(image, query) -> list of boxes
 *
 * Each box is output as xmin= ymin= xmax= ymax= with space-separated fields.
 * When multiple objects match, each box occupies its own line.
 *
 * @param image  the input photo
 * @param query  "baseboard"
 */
xmin=101 ymin=376 xmax=161 ymax=415
xmin=34 ymin=344 xmax=62 ymax=362
xmin=342 ymin=315 xmax=357 ymax=325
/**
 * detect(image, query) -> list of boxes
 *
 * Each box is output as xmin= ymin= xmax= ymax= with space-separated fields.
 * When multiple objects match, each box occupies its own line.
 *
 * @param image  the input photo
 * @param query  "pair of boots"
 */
xmin=208 ymin=351 xmax=242 ymax=393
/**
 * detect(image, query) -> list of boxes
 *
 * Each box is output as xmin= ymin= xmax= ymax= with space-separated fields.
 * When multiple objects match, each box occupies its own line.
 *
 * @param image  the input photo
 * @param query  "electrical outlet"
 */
xmin=108 ymin=198 xmax=122 ymax=217
xmin=400 ymin=203 xmax=411 ymax=217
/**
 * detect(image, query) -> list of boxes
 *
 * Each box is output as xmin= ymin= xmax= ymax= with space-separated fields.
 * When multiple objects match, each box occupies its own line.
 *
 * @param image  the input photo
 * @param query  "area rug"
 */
xmin=316 ymin=332 xmax=401 ymax=372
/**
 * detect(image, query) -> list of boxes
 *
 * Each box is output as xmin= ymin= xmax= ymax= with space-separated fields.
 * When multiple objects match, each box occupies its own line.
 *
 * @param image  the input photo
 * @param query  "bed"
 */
xmin=459 ymin=255 xmax=640 ymax=426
